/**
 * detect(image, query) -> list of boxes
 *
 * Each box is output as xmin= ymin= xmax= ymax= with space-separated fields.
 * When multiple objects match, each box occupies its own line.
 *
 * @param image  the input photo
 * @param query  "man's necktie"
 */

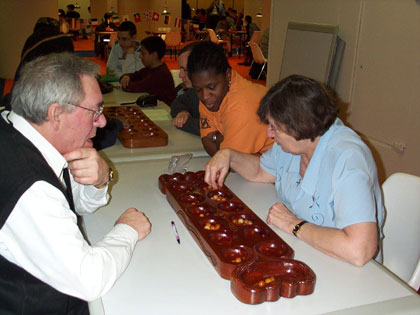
xmin=62 ymin=168 xmax=75 ymax=211
xmin=62 ymin=167 xmax=89 ymax=242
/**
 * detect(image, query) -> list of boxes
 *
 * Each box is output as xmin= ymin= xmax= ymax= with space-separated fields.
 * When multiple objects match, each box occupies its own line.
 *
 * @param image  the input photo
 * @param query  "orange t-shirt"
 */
xmin=199 ymin=70 xmax=274 ymax=154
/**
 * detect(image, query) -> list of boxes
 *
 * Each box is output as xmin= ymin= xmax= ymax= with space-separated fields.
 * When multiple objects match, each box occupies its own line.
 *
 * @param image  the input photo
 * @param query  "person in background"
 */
xmin=94 ymin=13 xmax=118 ymax=58
xmin=215 ymin=15 xmax=233 ymax=54
xmin=187 ymin=41 xmax=273 ymax=156
xmin=171 ymin=42 xmax=200 ymax=136
xmin=226 ymin=8 xmax=235 ymax=27
xmin=244 ymin=15 xmax=259 ymax=43
xmin=182 ymin=0 xmax=192 ymax=21
xmin=239 ymin=15 xmax=260 ymax=66
xmin=182 ymin=0 xmax=192 ymax=40
xmin=198 ymin=8 xmax=207 ymax=30
xmin=0 ymin=52 xmax=151 ymax=314
xmin=120 ymin=36 xmax=176 ymax=106
xmin=106 ymin=21 xmax=144 ymax=78
xmin=208 ymin=0 xmax=225 ymax=16
xmin=206 ymin=0 xmax=222 ymax=30
xmin=204 ymin=75 xmax=384 ymax=266
xmin=1 ymin=17 xmax=74 ymax=111
xmin=96 ymin=12 xmax=118 ymax=32
xmin=58 ymin=9 xmax=69 ymax=33
xmin=260 ymin=27 xmax=270 ymax=58
xmin=66 ymin=4 xmax=80 ymax=19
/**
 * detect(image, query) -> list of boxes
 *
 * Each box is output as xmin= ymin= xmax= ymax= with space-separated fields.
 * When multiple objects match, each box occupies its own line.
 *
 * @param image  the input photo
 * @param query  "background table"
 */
xmin=100 ymin=84 xmax=206 ymax=163
xmin=84 ymin=157 xmax=420 ymax=315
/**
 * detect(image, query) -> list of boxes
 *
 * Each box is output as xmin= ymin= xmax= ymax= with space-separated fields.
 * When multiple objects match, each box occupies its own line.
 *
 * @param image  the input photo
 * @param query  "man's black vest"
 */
xmin=0 ymin=115 xmax=89 ymax=314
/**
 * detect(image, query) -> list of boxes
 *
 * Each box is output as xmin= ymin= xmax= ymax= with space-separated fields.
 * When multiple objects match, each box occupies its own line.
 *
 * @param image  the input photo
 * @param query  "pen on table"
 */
xmin=171 ymin=221 xmax=180 ymax=244
xmin=120 ymin=101 xmax=136 ymax=105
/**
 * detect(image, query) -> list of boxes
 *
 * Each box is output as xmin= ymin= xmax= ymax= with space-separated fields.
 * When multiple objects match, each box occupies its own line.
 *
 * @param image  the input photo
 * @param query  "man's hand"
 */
xmin=122 ymin=46 xmax=135 ymax=59
xmin=120 ymin=75 xmax=130 ymax=89
xmin=267 ymin=202 xmax=301 ymax=235
xmin=172 ymin=111 xmax=191 ymax=128
xmin=116 ymin=208 xmax=151 ymax=241
xmin=63 ymin=148 xmax=109 ymax=187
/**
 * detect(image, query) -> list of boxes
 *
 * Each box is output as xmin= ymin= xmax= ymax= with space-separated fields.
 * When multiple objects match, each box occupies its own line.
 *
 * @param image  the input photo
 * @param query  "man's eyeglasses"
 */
xmin=66 ymin=103 xmax=104 ymax=122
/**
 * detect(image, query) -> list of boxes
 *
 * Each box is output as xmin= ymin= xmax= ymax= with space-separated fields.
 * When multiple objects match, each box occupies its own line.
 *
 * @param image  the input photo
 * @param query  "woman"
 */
xmin=187 ymin=41 xmax=273 ymax=156
xmin=205 ymin=75 xmax=384 ymax=266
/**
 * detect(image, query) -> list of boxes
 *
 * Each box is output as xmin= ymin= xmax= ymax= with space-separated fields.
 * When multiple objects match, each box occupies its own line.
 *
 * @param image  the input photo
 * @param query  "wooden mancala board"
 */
xmin=159 ymin=171 xmax=316 ymax=304
xmin=103 ymin=105 xmax=168 ymax=148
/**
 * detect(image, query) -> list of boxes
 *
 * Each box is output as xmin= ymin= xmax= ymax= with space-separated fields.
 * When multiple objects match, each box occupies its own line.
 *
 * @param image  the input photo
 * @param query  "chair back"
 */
xmin=249 ymin=42 xmax=267 ymax=64
xmin=382 ymin=172 xmax=420 ymax=289
xmin=207 ymin=28 xmax=220 ymax=44
xmin=165 ymin=31 xmax=181 ymax=47
xmin=249 ymin=30 xmax=262 ymax=44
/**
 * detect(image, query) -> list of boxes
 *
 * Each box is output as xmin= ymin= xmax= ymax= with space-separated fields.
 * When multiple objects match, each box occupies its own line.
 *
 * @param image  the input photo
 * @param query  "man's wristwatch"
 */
xmin=96 ymin=167 xmax=114 ymax=189
xmin=292 ymin=220 xmax=308 ymax=237
xmin=212 ymin=133 xmax=218 ymax=143
xmin=107 ymin=167 xmax=114 ymax=184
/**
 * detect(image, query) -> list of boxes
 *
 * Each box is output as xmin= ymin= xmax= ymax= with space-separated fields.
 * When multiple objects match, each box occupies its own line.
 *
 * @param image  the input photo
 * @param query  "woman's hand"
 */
xmin=205 ymin=148 xmax=232 ymax=189
xmin=267 ymin=202 xmax=301 ymax=235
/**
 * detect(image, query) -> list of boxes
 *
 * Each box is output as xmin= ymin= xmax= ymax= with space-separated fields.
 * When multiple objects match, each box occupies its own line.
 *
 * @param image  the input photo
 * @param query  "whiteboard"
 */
xmin=279 ymin=22 xmax=339 ymax=86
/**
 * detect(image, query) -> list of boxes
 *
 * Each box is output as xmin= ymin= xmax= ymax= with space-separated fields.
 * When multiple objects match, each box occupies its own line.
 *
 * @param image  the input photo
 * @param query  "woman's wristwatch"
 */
xmin=292 ymin=220 xmax=308 ymax=237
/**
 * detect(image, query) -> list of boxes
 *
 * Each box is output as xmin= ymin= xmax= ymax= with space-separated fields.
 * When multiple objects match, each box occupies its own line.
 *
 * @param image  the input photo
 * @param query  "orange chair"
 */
xmin=164 ymin=31 xmax=182 ymax=59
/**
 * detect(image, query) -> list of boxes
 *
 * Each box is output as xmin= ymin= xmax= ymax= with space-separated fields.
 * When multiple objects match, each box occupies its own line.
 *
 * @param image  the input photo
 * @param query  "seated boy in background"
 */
xmin=107 ymin=21 xmax=144 ymax=78
xmin=120 ymin=36 xmax=176 ymax=106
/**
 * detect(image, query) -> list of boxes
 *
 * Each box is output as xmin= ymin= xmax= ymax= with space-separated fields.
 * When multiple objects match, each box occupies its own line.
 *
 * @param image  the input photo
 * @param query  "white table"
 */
xmin=84 ymin=157 xmax=420 ymax=315
xmin=100 ymin=84 xmax=206 ymax=163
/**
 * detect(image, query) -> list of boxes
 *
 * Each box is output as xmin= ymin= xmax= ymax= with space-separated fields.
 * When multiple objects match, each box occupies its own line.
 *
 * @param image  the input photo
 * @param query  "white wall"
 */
xmin=268 ymin=0 xmax=420 ymax=182
xmin=0 ymin=0 xmax=58 ymax=78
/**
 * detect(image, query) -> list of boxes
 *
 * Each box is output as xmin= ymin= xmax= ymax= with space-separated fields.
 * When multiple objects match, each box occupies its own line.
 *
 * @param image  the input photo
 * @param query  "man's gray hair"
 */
xmin=11 ymin=52 xmax=100 ymax=124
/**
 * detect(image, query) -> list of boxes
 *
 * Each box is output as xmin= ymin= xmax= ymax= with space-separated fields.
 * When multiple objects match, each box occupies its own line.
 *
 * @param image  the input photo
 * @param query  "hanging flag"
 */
xmin=112 ymin=16 xmax=120 ymax=26
xmin=90 ymin=18 xmax=98 ymax=29
xmin=144 ymin=11 xmax=151 ymax=20
xmin=174 ymin=18 xmax=182 ymax=28
xmin=134 ymin=13 xmax=141 ymax=23
xmin=152 ymin=11 xmax=160 ymax=22
xmin=164 ymin=15 xmax=171 ymax=25
xmin=122 ymin=15 xmax=129 ymax=22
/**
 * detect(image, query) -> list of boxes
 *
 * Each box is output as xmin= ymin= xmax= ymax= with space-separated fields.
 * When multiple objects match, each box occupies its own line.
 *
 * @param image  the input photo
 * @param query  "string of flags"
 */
xmin=88 ymin=11 xmax=184 ymax=29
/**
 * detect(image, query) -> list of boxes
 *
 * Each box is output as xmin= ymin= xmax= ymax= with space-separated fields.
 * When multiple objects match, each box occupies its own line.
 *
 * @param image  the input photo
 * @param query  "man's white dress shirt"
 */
xmin=0 ymin=111 xmax=138 ymax=301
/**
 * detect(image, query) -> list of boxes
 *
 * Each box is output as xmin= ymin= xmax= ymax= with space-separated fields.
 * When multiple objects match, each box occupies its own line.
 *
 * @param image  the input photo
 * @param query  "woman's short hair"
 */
xmin=11 ymin=52 xmax=99 ymax=124
xmin=258 ymin=74 xmax=338 ymax=141
xmin=187 ymin=41 xmax=231 ymax=77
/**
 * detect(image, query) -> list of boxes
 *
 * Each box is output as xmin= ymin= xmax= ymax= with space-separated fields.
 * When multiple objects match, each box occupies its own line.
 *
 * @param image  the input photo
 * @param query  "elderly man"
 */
xmin=0 ymin=53 xmax=151 ymax=314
